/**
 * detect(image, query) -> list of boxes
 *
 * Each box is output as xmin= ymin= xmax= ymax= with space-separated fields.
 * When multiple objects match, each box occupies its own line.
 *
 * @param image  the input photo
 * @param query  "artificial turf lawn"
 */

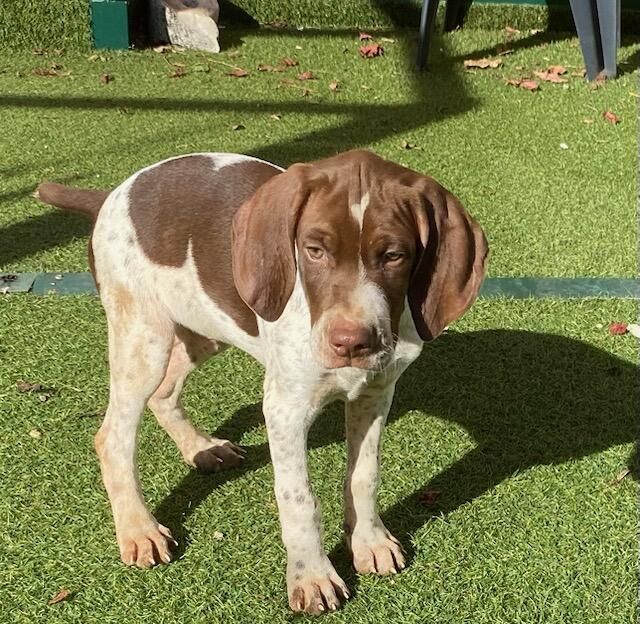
xmin=0 ymin=24 xmax=638 ymax=623
xmin=0 ymin=296 xmax=636 ymax=623
xmin=0 ymin=28 xmax=638 ymax=277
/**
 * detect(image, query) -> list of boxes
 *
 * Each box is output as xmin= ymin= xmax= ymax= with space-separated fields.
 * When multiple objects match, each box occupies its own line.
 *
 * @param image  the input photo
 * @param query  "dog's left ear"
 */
xmin=408 ymin=179 xmax=488 ymax=341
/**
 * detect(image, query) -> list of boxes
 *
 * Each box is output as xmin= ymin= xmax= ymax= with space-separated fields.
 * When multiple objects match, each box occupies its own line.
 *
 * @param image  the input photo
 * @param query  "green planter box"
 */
xmin=91 ymin=0 xmax=131 ymax=49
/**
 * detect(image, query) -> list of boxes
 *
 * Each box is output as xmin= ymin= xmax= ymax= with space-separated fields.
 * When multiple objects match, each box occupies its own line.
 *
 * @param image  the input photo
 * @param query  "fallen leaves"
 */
xmin=505 ymin=78 xmax=540 ymax=91
xmin=297 ymin=70 xmax=316 ymax=81
xmin=359 ymin=43 xmax=384 ymax=58
xmin=328 ymin=80 xmax=340 ymax=92
xmin=534 ymin=66 xmax=568 ymax=83
xmin=29 ymin=428 xmax=42 ymax=439
xmin=280 ymin=57 xmax=299 ymax=67
xmin=419 ymin=489 xmax=442 ymax=507
xmin=16 ymin=380 xmax=56 ymax=402
xmin=602 ymin=110 xmax=620 ymax=125
xmin=464 ymin=57 xmax=502 ymax=70
xmin=609 ymin=322 xmax=628 ymax=335
xmin=359 ymin=32 xmax=373 ymax=41
xmin=100 ymin=73 xmax=113 ymax=84
xmin=231 ymin=124 xmax=245 ymax=131
xmin=228 ymin=67 xmax=249 ymax=78
xmin=32 ymin=67 xmax=60 ymax=77
xmin=48 ymin=588 xmax=71 ymax=605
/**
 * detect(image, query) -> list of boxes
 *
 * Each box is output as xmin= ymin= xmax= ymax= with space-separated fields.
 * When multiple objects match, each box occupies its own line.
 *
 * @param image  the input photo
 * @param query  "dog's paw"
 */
xmin=117 ymin=518 xmax=177 ymax=568
xmin=187 ymin=436 xmax=246 ymax=473
xmin=350 ymin=526 xmax=405 ymax=575
xmin=287 ymin=558 xmax=350 ymax=615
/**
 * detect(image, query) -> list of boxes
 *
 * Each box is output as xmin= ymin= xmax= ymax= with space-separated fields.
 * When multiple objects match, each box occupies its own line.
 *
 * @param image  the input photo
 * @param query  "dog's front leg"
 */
xmin=344 ymin=383 xmax=405 ymax=575
xmin=263 ymin=376 xmax=349 ymax=615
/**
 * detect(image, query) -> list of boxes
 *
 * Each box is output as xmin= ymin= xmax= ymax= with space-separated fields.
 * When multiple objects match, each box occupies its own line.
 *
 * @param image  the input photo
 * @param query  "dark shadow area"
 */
xmin=2 ymin=23 xmax=476 ymax=267
xmin=0 ymin=210 xmax=90 ymax=267
xmin=154 ymin=329 xmax=637 ymax=588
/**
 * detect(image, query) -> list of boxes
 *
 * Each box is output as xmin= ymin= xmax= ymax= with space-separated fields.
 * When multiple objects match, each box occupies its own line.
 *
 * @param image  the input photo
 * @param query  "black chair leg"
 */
xmin=416 ymin=0 xmax=440 ymax=71
xmin=444 ymin=0 xmax=469 ymax=32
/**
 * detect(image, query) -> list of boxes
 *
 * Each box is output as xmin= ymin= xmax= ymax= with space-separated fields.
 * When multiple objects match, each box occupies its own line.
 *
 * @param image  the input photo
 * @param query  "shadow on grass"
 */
xmin=154 ymin=328 xmax=637 ymax=595
xmin=1 ymin=19 xmax=478 ymax=267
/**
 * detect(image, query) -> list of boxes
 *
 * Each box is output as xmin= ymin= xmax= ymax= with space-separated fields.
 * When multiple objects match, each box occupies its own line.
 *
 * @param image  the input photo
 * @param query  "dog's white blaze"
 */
xmin=350 ymin=192 xmax=370 ymax=230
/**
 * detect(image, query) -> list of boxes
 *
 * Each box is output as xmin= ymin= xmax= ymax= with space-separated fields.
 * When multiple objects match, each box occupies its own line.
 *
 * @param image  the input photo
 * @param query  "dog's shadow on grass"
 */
xmin=154 ymin=328 xmax=637 ymax=595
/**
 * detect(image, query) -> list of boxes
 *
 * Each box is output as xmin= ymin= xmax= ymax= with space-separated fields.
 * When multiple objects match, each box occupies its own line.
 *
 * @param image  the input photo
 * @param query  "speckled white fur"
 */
xmin=91 ymin=152 xmax=424 ymax=612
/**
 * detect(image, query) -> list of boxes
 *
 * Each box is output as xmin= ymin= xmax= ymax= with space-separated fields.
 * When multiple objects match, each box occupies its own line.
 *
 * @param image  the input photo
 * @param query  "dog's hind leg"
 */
xmin=147 ymin=325 xmax=245 ymax=473
xmin=95 ymin=285 xmax=177 ymax=568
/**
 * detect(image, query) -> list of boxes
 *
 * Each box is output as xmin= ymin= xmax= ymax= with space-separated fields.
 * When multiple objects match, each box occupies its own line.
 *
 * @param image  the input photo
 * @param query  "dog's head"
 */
xmin=232 ymin=150 xmax=488 ymax=370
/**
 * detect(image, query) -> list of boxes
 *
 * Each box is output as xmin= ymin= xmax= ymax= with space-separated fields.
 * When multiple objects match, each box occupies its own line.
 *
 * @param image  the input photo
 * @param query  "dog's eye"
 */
xmin=383 ymin=251 xmax=404 ymax=265
xmin=306 ymin=246 xmax=325 ymax=260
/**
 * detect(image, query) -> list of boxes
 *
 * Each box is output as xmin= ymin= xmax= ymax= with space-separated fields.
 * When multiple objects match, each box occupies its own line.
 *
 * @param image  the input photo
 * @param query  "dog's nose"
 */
xmin=329 ymin=320 xmax=377 ymax=358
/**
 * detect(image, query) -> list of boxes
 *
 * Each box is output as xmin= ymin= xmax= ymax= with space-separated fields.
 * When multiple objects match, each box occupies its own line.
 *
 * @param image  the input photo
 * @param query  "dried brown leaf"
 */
xmin=32 ymin=67 xmax=58 ymax=77
xmin=269 ymin=113 xmax=282 ymax=121
xmin=280 ymin=57 xmax=299 ymax=67
xmin=547 ymin=65 xmax=567 ymax=75
xmin=48 ymin=588 xmax=71 ymax=605
xmin=231 ymin=124 xmax=245 ymax=131
xmin=100 ymin=73 xmax=113 ymax=84
xmin=603 ymin=110 xmax=620 ymax=125
xmin=29 ymin=429 xmax=42 ymax=439
xmin=17 ymin=380 xmax=43 ymax=393
xmin=519 ymin=79 xmax=540 ymax=91
xmin=419 ymin=489 xmax=442 ymax=506
xmin=505 ymin=26 xmax=520 ymax=35
xmin=328 ymin=80 xmax=340 ymax=92
xmin=534 ymin=70 xmax=568 ymax=83
xmin=359 ymin=32 xmax=373 ymax=41
xmin=359 ymin=43 xmax=384 ymax=58
xmin=464 ymin=57 xmax=502 ymax=69
xmin=297 ymin=70 xmax=316 ymax=81
xmin=228 ymin=67 xmax=249 ymax=78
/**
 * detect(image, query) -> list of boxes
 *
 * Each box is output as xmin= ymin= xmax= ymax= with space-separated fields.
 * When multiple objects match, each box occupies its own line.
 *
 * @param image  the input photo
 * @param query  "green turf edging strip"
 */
xmin=2 ymin=273 xmax=639 ymax=299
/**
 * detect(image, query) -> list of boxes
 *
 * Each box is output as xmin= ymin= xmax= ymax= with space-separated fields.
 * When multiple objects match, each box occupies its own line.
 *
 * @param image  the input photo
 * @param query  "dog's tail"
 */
xmin=34 ymin=182 xmax=109 ymax=220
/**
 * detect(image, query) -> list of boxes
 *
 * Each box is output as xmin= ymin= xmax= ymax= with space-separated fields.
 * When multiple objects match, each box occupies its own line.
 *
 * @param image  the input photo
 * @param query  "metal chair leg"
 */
xmin=416 ymin=0 xmax=440 ymax=71
xmin=596 ymin=0 xmax=621 ymax=77
xmin=568 ymin=0 xmax=603 ymax=81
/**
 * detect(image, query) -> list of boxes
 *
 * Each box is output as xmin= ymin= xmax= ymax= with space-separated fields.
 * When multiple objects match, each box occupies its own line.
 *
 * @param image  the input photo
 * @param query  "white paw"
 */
xmin=287 ymin=557 xmax=350 ymax=615
xmin=349 ymin=525 xmax=405 ymax=575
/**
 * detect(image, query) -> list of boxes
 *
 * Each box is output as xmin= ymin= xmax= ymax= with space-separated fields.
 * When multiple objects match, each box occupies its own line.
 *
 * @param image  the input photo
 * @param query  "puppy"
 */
xmin=37 ymin=149 xmax=488 ymax=614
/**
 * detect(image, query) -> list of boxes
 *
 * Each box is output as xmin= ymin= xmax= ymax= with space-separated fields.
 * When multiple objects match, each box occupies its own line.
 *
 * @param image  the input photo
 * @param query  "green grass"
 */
xmin=0 ymin=297 xmax=636 ymax=623
xmin=1 ymin=29 xmax=638 ymax=276
xmin=0 ymin=25 xmax=638 ymax=624
xmin=0 ymin=0 xmax=91 ymax=52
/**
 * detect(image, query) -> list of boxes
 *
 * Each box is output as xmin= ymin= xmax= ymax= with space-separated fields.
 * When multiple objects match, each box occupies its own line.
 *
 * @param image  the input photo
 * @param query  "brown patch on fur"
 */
xmin=233 ymin=149 xmax=487 ymax=342
xmin=129 ymin=155 xmax=280 ymax=336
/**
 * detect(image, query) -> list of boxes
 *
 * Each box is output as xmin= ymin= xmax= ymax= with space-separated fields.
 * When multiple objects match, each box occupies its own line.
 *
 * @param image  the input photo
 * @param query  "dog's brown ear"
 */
xmin=408 ymin=180 xmax=488 ymax=341
xmin=232 ymin=164 xmax=314 ymax=322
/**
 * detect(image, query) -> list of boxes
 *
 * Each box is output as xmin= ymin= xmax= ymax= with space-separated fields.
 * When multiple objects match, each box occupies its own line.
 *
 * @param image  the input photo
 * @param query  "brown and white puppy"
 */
xmin=36 ymin=150 xmax=488 ymax=615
